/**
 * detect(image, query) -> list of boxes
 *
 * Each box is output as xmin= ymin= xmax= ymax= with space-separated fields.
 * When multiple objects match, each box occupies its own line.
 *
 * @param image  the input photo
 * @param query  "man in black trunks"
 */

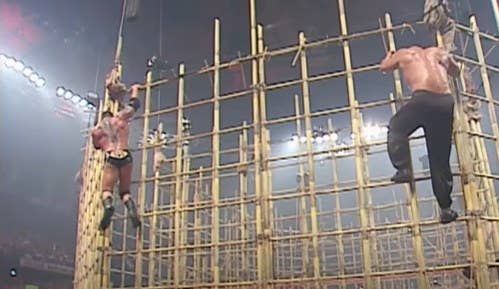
xmin=91 ymin=84 xmax=142 ymax=231
xmin=380 ymin=46 xmax=460 ymax=224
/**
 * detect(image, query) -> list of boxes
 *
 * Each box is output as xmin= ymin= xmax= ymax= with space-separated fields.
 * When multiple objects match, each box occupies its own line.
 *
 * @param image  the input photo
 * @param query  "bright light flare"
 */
xmin=56 ymin=87 xmax=66 ymax=97
xmin=79 ymin=99 xmax=88 ymax=107
xmin=29 ymin=73 xmax=39 ymax=83
xmin=71 ymin=95 xmax=81 ymax=104
xmin=35 ymin=77 xmax=46 ymax=88
xmin=14 ymin=61 xmax=24 ymax=71
xmin=22 ymin=67 xmax=33 ymax=77
xmin=64 ymin=90 xmax=73 ymax=100
xmin=5 ymin=58 xmax=15 ymax=68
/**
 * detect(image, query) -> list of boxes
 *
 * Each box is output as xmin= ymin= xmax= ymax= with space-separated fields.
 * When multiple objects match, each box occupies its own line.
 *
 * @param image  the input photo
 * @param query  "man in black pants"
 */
xmin=380 ymin=46 xmax=460 ymax=224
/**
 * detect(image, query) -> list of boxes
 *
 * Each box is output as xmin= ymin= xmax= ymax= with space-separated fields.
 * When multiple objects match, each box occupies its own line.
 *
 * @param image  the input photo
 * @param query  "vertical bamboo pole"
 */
xmin=298 ymin=31 xmax=322 ymax=288
xmin=469 ymin=118 xmax=499 ymax=253
xmin=120 ymin=211 xmax=128 ymax=288
xmin=471 ymin=17 xmax=499 ymax=161
xmin=257 ymin=24 xmax=273 ymax=284
xmin=434 ymin=21 xmax=492 ymax=289
xmin=359 ymin=113 xmax=381 ymax=288
xmin=337 ymin=0 xmax=372 ymax=287
xmin=148 ymin=128 xmax=162 ymax=286
xmin=211 ymin=17 xmax=221 ymax=289
xmin=135 ymin=70 xmax=152 ymax=288
xmin=294 ymin=94 xmax=311 ymax=282
xmin=181 ymin=101 xmax=191 ymax=285
xmin=169 ymin=161 xmax=176 ymax=284
xmin=194 ymin=167 xmax=203 ymax=283
xmin=384 ymin=13 xmax=428 ymax=289
xmin=328 ymin=118 xmax=346 ymax=289
xmin=249 ymin=0 xmax=266 ymax=287
xmin=174 ymin=63 xmax=186 ymax=286
xmin=491 ymin=0 xmax=499 ymax=34
xmin=239 ymin=123 xmax=249 ymax=279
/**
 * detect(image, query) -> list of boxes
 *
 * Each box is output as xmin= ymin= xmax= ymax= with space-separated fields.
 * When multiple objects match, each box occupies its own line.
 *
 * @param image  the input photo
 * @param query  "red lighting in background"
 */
xmin=0 ymin=1 xmax=42 ymax=53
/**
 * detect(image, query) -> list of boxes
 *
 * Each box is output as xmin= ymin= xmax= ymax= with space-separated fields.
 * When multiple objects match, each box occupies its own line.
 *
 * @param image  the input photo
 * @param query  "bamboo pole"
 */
xmin=174 ymin=63 xmax=186 ymax=286
xmin=384 ymin=13 xmax=428 ymax=289
xmin=211 ymin=17 xmax=221 ymax=289
xmin=248 ymin=0 xmax=266 ymax=288
xmin=471 ymin=17 xmax=499 ymax=163
xmin=181 ymin=84 xmax=191 ymax=286
xmin=148 ymin=124 xmax=163 ymax=286
xmin=239 ymin=124 xmax=249 ymax=279
xmin=328 ymin=118 xmax=346 ymax=289
xmin=294 ymin=94 xmax=311 ymax=284
xmin=194 ymin=167 xmax=203 ymax=283
xmin=337 ymin=0 xmax=372 ymax=287
xmin=257 ymin=23 xmax=274 ymax=284
xmin=135 ymin=70 xmax=152 ymax=288
xmin=442 ymin=28 xmax=491 ymax=289
xmin=298 ymin=31 xmax=322 ymax=288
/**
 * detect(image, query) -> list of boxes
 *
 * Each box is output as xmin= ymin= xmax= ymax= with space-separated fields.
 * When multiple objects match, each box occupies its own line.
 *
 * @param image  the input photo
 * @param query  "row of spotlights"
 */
xmin=291 ymin=132 xmax=339 ymax=145
xmin=56 ymin=87 xmax=96 ymax=110
xmin=0 ymin=54 xmax=46 ymax=88
xmin=291 ymin=125 xmax=388 ymax=146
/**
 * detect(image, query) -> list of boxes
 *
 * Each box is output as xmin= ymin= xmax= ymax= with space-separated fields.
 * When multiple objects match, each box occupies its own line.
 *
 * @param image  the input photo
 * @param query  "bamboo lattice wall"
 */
xmin=73 ymin=1 xmax=499 ymax=288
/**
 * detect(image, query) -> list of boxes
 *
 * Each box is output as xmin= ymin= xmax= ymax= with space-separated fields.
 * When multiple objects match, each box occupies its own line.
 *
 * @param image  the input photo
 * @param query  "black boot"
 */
xmin=99 ymin=197 xmax=115 ymax=231
xmin=440 ymin=208 xmax=458 ymax=224
xmin=390 ymin=168 xmax=413 ymax=183
xmin=125 ymin=199 xmax=141 ymax=228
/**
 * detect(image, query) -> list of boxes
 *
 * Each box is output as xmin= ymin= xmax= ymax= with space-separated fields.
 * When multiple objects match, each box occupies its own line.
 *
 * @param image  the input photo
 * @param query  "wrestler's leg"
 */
xmin=99 ymin=163 xmax=119 ymax=231
xmin=119 ymin=161 xmax=141 ymax=228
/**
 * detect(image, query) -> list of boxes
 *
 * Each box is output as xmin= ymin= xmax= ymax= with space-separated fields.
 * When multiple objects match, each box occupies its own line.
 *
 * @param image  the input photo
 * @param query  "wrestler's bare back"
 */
xmin=381 ymin=46 xmax=458 ymax=95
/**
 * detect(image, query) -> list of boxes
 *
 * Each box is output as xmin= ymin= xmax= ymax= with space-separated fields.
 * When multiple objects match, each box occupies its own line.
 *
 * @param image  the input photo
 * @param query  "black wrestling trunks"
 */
xmin=105 ymin=150 xmax=133 ymax=168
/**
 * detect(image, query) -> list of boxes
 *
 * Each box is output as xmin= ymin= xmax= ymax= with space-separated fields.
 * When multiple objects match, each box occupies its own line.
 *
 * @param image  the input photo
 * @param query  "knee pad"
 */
xmin=102 ymin=196 xmax=114 ymax=209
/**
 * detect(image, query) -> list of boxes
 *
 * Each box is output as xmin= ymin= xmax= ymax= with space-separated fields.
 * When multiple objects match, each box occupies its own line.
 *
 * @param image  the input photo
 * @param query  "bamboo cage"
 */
xmin=73 ymin=0 xmax=499 ymax=288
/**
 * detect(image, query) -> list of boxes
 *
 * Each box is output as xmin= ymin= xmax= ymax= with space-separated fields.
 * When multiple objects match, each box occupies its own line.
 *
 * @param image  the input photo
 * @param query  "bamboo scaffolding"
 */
xmin=74 ymin=2 xmax=499 ymax=289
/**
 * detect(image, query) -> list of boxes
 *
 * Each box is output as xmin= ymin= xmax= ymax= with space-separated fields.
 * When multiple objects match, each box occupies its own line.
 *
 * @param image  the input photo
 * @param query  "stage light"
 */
xmin=22 ymin=67 xmax=33 ymax=77
xmin=5 ymin=58 xmax=15 ymax=68
xmin=56 ymin=87 xmax=66 ymax=97
xmin=64 ymin=90 xmax=73 ymax=100
xmin=1 ymin=54 xmax=48 ymax=88
xmin=14 ymin=60 xmax=24 ymax=71
xmin=71 ymin=94 xmax=81 ymax=104
xmin=79 ymin=99 xmax=88 ymax=107
xmin=9 ymin=268 xmax=17 ymax=278
xmin=330 ymin=132 xmax=339 ymax=142
xmin=35 ymin=77 xmax=46 ymax=88
xmin=29 ymin=73 xmax=39 ymax=83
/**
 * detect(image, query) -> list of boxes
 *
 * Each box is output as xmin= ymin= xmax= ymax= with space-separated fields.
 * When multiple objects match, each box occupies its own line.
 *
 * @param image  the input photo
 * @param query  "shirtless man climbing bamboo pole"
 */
xmin=380 ymin=46 xmax=460 ymax=224
xmin=92 ymin=80 xmax=142 ymax=231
